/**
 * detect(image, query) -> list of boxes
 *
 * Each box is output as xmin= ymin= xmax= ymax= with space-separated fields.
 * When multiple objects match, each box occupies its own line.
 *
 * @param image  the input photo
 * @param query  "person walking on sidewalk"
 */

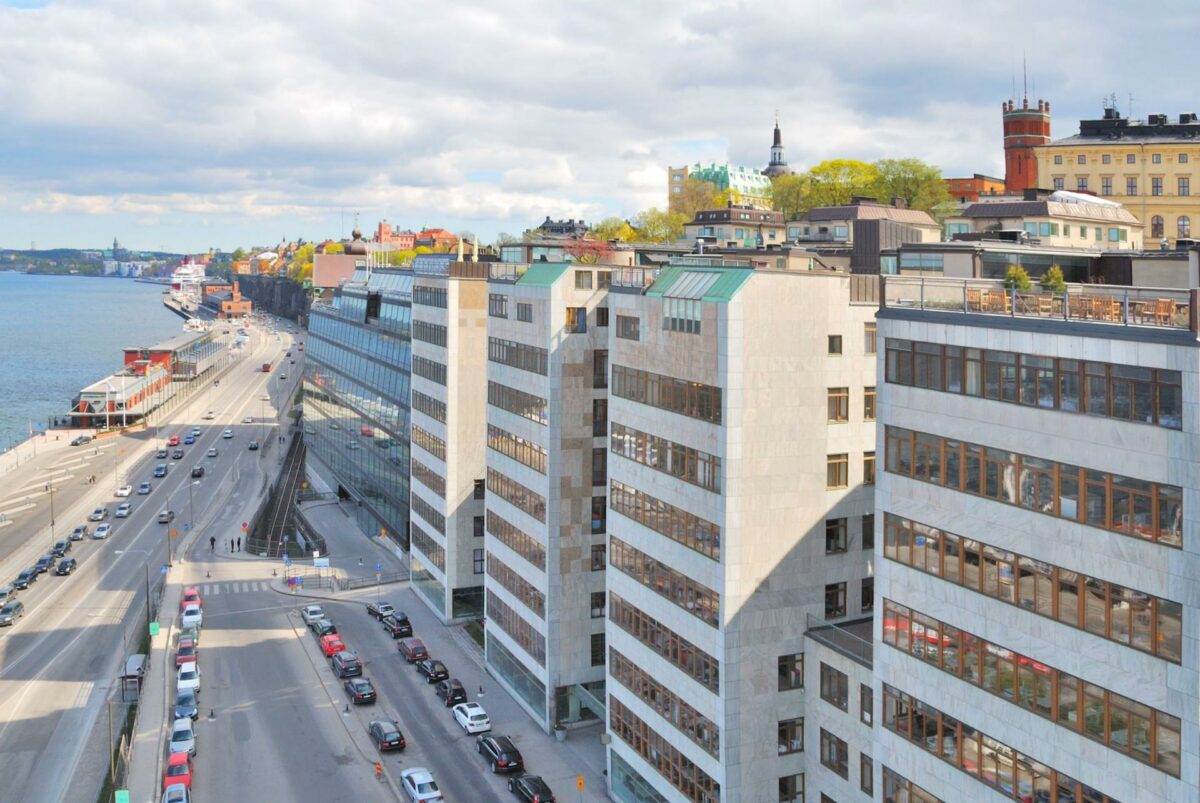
xmin=209 ymin=536 xmax=215 ymax=552
xmin=229 ymin=538 xmax=234 ymax=552
xmin=237 ymin=537 xmax=242 ymax=551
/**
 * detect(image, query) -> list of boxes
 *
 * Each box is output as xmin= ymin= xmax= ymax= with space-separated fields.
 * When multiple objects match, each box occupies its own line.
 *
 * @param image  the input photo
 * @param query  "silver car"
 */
xmin=168 ymin=717 xmax=195 ymax=756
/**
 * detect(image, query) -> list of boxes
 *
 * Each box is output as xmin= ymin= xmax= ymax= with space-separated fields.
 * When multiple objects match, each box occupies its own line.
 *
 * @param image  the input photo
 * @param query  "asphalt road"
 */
xmin=0 ymin=315 xmax=297 ymax=802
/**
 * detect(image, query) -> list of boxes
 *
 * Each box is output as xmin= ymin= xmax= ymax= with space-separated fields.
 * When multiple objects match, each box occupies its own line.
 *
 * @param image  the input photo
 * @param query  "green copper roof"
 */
xmin=645 ymin=266 xmax=753 ymax=302
xmin=516 ymin=262 xmax=572 ymax=287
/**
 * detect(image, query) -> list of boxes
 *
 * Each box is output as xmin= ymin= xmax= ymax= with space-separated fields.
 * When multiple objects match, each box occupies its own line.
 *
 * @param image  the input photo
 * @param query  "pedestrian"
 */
xmin=209 ymin=536 xmax=215 ymax=551
xmin=237 ymin=536 xmax=242 ymax=551
xmin=229 ymin=538 xmax=234 ymax=552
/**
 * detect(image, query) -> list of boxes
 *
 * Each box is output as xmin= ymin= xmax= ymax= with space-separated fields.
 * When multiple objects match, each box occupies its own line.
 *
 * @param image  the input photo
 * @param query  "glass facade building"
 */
xmin=303 ymin=268 xmax=413 ymax=549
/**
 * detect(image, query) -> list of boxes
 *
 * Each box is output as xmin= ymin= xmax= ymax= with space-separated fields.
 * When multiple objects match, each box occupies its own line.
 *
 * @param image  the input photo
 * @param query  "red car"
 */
xmin=167 ymin=435 xmax=181 ymax=447
xmin=319 ymin=634 xmax=346 ymax=657
xmin=180 ymin=587 xmax=203 ymax=611
xmin=163 ymin=751 xmax=194 ymax=790
xmin=397 ymin=637 xmax=428 ymax=663
xmin=175 ymin=638 xmax=198 ymax=667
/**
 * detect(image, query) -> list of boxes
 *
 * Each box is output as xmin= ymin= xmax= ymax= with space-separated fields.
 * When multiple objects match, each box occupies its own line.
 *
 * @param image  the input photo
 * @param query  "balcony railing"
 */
xmin=882 ymin=276 xmax=1197 ymax=332
xmin=805 ymin=614 xmax=873 ymax=669
xmin=488 ymin=263 xmax=530 ymax=282
xmin=610 ymin=267 xmax=660 ymax=289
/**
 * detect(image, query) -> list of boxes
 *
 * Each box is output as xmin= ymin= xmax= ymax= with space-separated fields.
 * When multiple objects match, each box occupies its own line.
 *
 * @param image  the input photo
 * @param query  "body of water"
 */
xmin=0 ymin=272 xmax=182 ymax=449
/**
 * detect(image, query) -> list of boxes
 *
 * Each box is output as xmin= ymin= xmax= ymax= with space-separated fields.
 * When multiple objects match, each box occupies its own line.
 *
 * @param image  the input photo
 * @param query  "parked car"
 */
xmin=300 ymin=604 xmax=325 ymax=626
xmin=115 ymin=502 xmax=132 ymax=518
xmin=153 ymin=464 xmax=168 ymax=478
xmin=69 ymin=524 xmax=90 ymax=541
xmin=162 ymin=751 xmax=194 ymax=791
xmin=13 ymin=569 xmax=37 ymax=589
xmin=33 ymin=554 xmax=55 ymax=574
xmin=176 ymin=664 xmax=201 ymax=696
xmin=312 ymin=619 xmax=338 ymax=638
xmin=178 ymin=623 xmax=200 ymax=647
xmin=55 ymin=558 xmax=77 ymax=576
xmin=416 ymin=658 xmax=449 ymax=683
xmin=115 ymin=485 xmax=133 ymax=497
xmin=138 ymin=481 xmax=153 ymax=494
xmin=452 ymin=702 xmax=491 ymax=734
xmin=162 ymin=783 xmax=191 ymax=803
xmin=368 ymin=719 xmax=406 ymax=751
xmin=331 ymin=651 xmax=362 ymax=678
xmin=476 ymin=734 xmax=524 ymax=774
xmin=344 ymin=677 xmax=376 ymax=705
xmin=180 ymin=587 xmax=202 ymax=610
xmin=70 ymin=435 xmax=91 ymax=446
xmin=381 ymin=613 xmax=412 ymax=638
xmin=507 ymin=775 xmax=556 ymax=803
xmin=398 ymin=637 xmax=428 ymax=663
xmin=51 ymin=539 xmax=71 ymax=557
xmin=88 ymin=507 xmax=108 ymax=521
xmin=93 ymin=523 xmax=112 ymax=539
xmin=180 ymin=605 xmax=203 ymax=629
xmin=168 ymin=718 xmax=196 ymax=757
xmin=435 ymin=679 xmax=467 ymax=707
xmin=400 ymin=767 xmax=442 ymax=802
xmin=366 ymin=600 xmax=394 ymax=619
xmin=158 ymin=510 xmax=175 ymax=524
xmin=175 ymin=638 xmax=198 ymax=667
xmin=174 ymin=688 xmax=199 ymax=721
xmin=0 ymin=600 xmax=25 ymax=626
xmin=319 ymin=634 xmax=346 ymax=657
xmin=190 ymin=466 xmax=204 ymax=478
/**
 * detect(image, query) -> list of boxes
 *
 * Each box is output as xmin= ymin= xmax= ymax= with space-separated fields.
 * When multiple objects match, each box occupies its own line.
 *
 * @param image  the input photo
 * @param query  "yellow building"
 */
xmin=1035 ymin=107 xmax=1200 ymax=247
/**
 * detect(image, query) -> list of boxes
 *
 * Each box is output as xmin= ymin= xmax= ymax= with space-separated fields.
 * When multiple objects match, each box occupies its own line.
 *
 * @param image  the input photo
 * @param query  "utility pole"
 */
xmin=45 ymin=480 xmax=56 ymax=546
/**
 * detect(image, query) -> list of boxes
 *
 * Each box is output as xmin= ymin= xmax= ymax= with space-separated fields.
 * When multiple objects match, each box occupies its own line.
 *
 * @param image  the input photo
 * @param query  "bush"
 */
xmin=1004 ymin=265 xmax=1032 ymax=291
xmin=1039 ymin=265 xmax=1067 ymax=293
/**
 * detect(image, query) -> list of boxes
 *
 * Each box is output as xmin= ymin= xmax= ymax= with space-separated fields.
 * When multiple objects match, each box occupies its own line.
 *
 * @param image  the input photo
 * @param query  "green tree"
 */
xmin=871 ymin=158 xmax=953 ymax=217
xmin=323 ymin=242 xmax=344 ymax=255
xmin=668 ymin=176 xmax=721 ymax=218
xmin=230 ymin=247 xmax=247 ymax=261
xmin=769 ymin=173 xmax=813 ymax=219
xmin=633 ymin=207 xmax=688 ymax=242
xmin=1004 ymin=265 xmax=1032 ymax=290
xmin=589 ymin=217 xmax=637 ymax=242
xmin=1039 ymin=265 xmax=1067 ymax=293
xmin=806 ymin=159 xmax=882 ymax=208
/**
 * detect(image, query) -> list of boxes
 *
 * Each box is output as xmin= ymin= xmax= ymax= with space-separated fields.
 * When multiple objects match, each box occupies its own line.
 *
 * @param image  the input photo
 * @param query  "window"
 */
xmin=591 ymin=496 xmax=606 ymax=533
xmin=1107 ymin=226 xmax=1120 ymax=242
xmin=473 ymin=479 xmax=486 ymax=499
xmin=611 ymin=423 xmax=722 ymax=493
xmin=860 ymin=754 xmax=874 ymax=795
xmin=828 ymin=335 xmax=843 ymax=355
xmin=610 ymin=537 xmax=719 ymax=626
xmin=819 ymin=729 xmax=849 ymax=779
xmin=597 ymin=271 xmax=610 ymax=288
xmin=611 ymin=365 xmax=721 ymax=424
xmin=1179 ymin=216 xmax=1191 ymax=237
xmin=826 ymin=454 xmax=848 ymax=488
xmin=516 ymin=302 xmax=533 ymax=322
xmin=663 ymin=297 xmax=702 ymax=334
xmin=593 ymin=350 xmax=607 ymax=388
xmin=488 ymin=381 xmax=547 ymax=425
xmin=864 ymin=387 xmax=876 ymax=420
xmin=778 ymin=653 xmax=804 ymax=691
xmin=820 ymin=663 xmax=848 ymax=709
xmin=615 ymin=315 xmax=640 ymax=341
xmin=778 ymin=773 xmax=805 ymax=803
xmin=609 ymin=698 xmax=720 ymax=801
xmin=1102 ymin=153 xmax=1111 ymax=164
xmin=413 ymin=286 xmax=447 ymax=308
xmin=1181 ymin=177 xmax=1192 ymax=197
xmin=864 ymin=322 xmax=877 ymax=354
xmin=828 ymin=387 xmax=849 ymax=422
xmin=591 ymin=544 xmax=606 ymax=571
xmin=778 ymin=717 xmax=805 ymax=754
xmin=610 ymin=480 xmax=721 ymax=560
xmin=473 ymin=515 xmax=484 ymax=538
xmin=1152 ymin=177 xmax=1163 ymax=196
xmin=412 ymin=320 xmax=447 ymax=347
xmin=1181 ymin=153 xmax=1190 ymax=164
xmin=590 ymin=632 xmax=605 ymax=666
xmin=575 ymin=270 xmax=593 ymax=290
xmin=825 ymin=518 xmax=848 ymax=553
xmin=488 ymin=425 xmax=548 ymax=474
xmin=1053 ymin=155 xmax=1062 ymax=165
xmin=825 ymin=582 xmax=846 ymax=618
xmin=1152 ymin=153 xmax=1162 ymax=164
xmin=860 ymin=684 xmax=873 ymax=725
xmin=610 ymin=649 xmax=720 ymax=757
xmin=592 ymin=398 xmax=608 ymax=436
xmin=412 ymin=356 xmax=447 ymax=385
xmin=1101 ymin=176 xmax=1113 ymax=195
xmin=487 ymin=468 xmax=546 ymax=522
xmin=410 ymin=524 xmax=445 ymax=571
xmin=489 ymin=337 xmax=548 ymax=375
xmin=861 ymin=577 xmax=874 ymax=613
xmin=1152 ymin=216 xmax=1165 ymax=238
xmin=488 ymin=293 xmax=508 ymax=318
xmin=1077 ymin=154 xmax=1086 ymax=165
xmin=487 ymin=510 xmax=545 ymax=570
xmin=1076 ymin=177 xmax=1088 ymax=191
xmin=863 ymin=452 xmax=876 ymax=485
xmin=486 ymin=555 xmax=545 ymax=616
xmin=592 ymin=447 xmax=607 ymax=486
xmin=1127 ymin=177 xmax=1138 ymax=195
xmin=473 ymin=548 xmax=484 ymax=574
xmin=862 ymin=514 xmax=875 ymax=550
xmin=1127 ymin=153 xmax=1136 ymax=164
xmin=1052 ymin=177 xmax=1064 ymax=191
xmin=566 ymin=307 xmax=587 ymax=333
xmin=596 ymin=307 xmax=609 ymax=327
xmin=590 ymin=592 xmax=606 ymax=618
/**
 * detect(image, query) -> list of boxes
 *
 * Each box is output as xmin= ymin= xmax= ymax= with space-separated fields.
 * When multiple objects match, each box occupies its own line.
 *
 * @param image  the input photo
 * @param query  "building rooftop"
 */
xmin=1047 ymin=108 xmax=1200 ymax=145
xmin=801 ymin=202 xmax=937 ymax=227
xmin=645 ymin=265 xmax=753 ymax=302
xmin=124 ymin=331 xmax=205 ymax=355
xmin=957 ymin=199 xmax=1140 ymax=225
xmin=806 ymin=615 xmax=873 ymax=668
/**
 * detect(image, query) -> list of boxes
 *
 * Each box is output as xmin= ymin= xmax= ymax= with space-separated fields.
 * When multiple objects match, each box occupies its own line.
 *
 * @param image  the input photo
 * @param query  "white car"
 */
xmin=162 ymin=784 xmax=191 ymax=803
xmin=181 ymin=605 xmax=203 ymax=629
xmin=176 ymin=664 xmax=201 ymax=696
xmin=115 ymin=485 xmax=132 ymax=497
xmin=452 ymin=702 xmax=490 ymax=734
xmin=93 ymin=523 xmax=112 ymax=539
xmin=202 ymin=411 xmax=215 ymax=420
xmin=241 ymin=416 xmax=253 ymax=424
xmin=115 ymin=503 xmax=132 ymax=518
xmin=300 ymin=605 xmax=324 ymax=626
xmin=206 ymin=447 xmax=218 ymax=458
xmin=190 ymin=427 xmax=201 ymax=437
xmin=168 ymin=717 xmax=196 ymax=756
xmin=399 ymin=767 xmax=443 ymax=802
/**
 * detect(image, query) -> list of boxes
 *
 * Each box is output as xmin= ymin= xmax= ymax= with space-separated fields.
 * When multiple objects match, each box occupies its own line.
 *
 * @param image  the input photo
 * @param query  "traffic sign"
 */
xmin=283 ymin=556 xmax=292 ymax=566
xmin=241 ymin=521 xmax=248 ymax=530
xmin=312 ymin=550 xmax=320 ymax=559
xmin=149 ymin=621 xmax=159 ymax=637
xmin=282 ymin=535 xmax=289 ymax=543
xmin=577 ymin=775 xmax=584 ymax=792
xmin=375 ymin=562 xmax=383 ymax=572
xmin=183 ymin=523 xmax=190 ymax=532
xmin=115 ymin=791 xmax=130 ymax=803
xmin=313 ymin=557 xmax=330 ymax=569
xmin=160 ymin=565 xmax=169 ymax=574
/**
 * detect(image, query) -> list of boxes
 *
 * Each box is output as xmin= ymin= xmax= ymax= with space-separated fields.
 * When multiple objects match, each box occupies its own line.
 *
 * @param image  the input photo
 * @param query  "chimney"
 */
xmin=456 ymin=238 xmax=464 ymax=261
xmin=891 ymin=196 xmax=907 ymax=209
xmin=472 ymin=238 xmax=479 ymax=262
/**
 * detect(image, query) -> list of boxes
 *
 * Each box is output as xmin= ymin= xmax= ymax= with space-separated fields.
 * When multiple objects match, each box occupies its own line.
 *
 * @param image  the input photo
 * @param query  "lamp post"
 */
xmin=187 ymin=479 xmax=198 ymax=532
xmin=44 ymin=480 xmax=56 ymax=546
xmin=260 ymin=394 xmax=268 ymax=449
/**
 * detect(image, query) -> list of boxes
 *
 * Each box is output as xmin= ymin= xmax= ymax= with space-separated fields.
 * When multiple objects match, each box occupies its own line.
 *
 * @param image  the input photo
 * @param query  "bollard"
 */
xmin=208 ymin=709 xmax=215 ymax=720
xmin=206 ymin=570 xmax=210 ymax=579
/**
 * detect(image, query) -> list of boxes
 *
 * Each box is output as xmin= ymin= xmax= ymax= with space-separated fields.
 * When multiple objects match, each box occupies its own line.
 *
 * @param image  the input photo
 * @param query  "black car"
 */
xmin=155 ymin=448 xmax=169 ymax=459
xmin=477 ymin=734 xmax=524 ymax=773
xmin=344 ymin=677 xmax=376 ymax=705
xmin=508 ymin=775 xmax=556 ymax=802
xmin=381 ymin=613 xmax=412 ymax=638
xmin=69 ymin=525 xmax=90 ymax=541
xmin=435 ymin=678 xmax=467 ymax=707
xmin=33 ymin=555 xmax=55 ymax=574
xmin=416 ymin=658 xmax=449 ymax=683
xmin=174 ymin=688 xmax=199 ymax=720
xmin=70 ymin=435 xmax=91 ymax=446
xmin=13 ymin=569 xmax=37 ymax=589
xmin=312 ymin=620 xmax=338 ymax=638
xmin=51 ymin=540 xmax=71 ymax=557
xmin=331 ymin=651 xmax=362 ymax=678
xmin=368 ymin=719 xmax=406 ymax=751
xmin=190 ymin=466 xmax=204 ymax=478
xmin=171 ymin=449 xmax=184 ymax=460
xmin=248 ymin=441 xmax=259 ymax=451
xmin=55 ymin=558 xmax=77 ymax=576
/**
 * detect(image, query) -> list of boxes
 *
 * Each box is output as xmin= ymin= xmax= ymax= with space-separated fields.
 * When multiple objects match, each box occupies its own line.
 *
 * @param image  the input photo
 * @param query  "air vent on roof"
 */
xmin=1181 ymin=113 xmax=1198 ymax=124
xmin=1148 ymin=113 xmax=1168 ymax=125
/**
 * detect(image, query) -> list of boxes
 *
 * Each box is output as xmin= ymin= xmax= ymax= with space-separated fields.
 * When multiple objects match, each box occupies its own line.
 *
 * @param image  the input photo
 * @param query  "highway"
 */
xmin=0 ymin=313 xmax=298 ymax=802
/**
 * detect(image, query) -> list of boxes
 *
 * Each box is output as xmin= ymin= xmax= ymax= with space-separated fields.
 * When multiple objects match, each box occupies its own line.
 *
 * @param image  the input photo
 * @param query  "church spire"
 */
xmin=764 ymin=113 xmax=791 ymax=177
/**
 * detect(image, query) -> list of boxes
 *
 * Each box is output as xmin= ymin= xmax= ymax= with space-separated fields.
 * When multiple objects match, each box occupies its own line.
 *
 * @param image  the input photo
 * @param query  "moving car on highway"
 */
xmin=88 ymin=507 xmax=108 ymax=521
xmin=0 ymin=600 xmax=24 ymax=626
xmin=138 ymin=481 xmax=153 ymax=494
xmin=115 ymin=485 xmax=132 ymax=497
xmin=93 ymin=523 xmax=111 ymax=539
xmin=115 ymin=502 xmax=132 ymax=518
xmin=69 ymin=524 xmax=89 ymax=541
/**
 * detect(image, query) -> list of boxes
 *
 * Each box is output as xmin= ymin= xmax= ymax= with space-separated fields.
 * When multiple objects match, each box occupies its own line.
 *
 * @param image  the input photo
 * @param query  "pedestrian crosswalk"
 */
xmin=200 ymin=581 xmax=273 ymax=596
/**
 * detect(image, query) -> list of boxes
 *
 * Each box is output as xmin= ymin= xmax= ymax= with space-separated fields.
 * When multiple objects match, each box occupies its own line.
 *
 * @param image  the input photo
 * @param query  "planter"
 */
xmin=554 ymin=726 xmax=566 ymax=742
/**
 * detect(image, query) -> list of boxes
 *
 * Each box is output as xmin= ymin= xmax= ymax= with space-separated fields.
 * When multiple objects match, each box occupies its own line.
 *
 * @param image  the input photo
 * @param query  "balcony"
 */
xmin=882 ymin=276 xmax=1196 ymax=332
xmin=488 ymin=263 xmax=529 ymax=283
xmin=806 ymin=614 xmax=873 ymax=669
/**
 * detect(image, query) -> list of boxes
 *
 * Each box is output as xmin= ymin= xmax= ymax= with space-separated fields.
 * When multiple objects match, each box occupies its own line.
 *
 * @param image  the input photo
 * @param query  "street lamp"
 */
xmin=44 ymin=480 xmax=56 ymax=546
xmin=260 ymin=394 xmax=269 ymax=448
xmin=187 ymin=479 xmax=199 ymax=531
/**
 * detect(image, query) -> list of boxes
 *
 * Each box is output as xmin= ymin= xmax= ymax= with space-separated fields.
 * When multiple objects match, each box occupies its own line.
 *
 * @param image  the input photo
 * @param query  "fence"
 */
xmin=338 ymin=570 xmax=410 ymax=591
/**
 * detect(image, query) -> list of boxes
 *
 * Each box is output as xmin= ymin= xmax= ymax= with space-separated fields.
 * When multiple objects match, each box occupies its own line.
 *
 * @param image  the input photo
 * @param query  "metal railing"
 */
xmin=882 ymin=276 xmax=1197 ymax=332
xmin=338 ymin=570 xmax=410 ymax=590
xmin=805 ymin=614 xmax=873 ymax=668
xmin=488 ymin=263 xmax=530 ymax=282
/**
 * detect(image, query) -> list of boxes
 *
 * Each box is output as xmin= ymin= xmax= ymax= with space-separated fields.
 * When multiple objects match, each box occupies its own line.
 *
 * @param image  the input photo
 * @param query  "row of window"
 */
xmin=609 ymin=697 xmax=719 ymax=803
xmin=413 ymin=286 xmax=447 ymax=308
xmin=486 ymin=554 xmax=545 ymax=618
xmin=412 ymin=355 xmax=447 ymax=386
xmin=411 ymin=493 xmax=445 ymax=535
xmin=1149 ymin=214 xmax=1193 ymax=238
xmin=826 ymin=386 xmax=875 ymax=422
xmin=885 ymin=338 xmax=1183 ymax=429
xmin=610 ymin=537 xmax=720 ymax=627
xmin=412 ymin=319 xmax=447 ymax=348
xmin=611 ymin=364 xmax=722 ymax=425
xmin=609 ymin=593 xmax=719 ymax=694
xmin=486 ymin=590 xmax=545 ymax=666
xmin=411 ymin=458 xmax=446 ymax=498
xmin=485 ymin=510 xmax=545 ymax=570
xmin=883 ymin=683 xmax=1124 ymax=803
xmin=487 ymin=424 xmax=547 ymax=474
xmin=616 ymin=315 xmax=640 ymax=341
xmin=663 ymin=297 xmax=703 ymax=335
xmin=410 ymin=523 xmax=445 ymax=572
xmin=825 ymin=514 xmax=874 ymax=554
xmin=884 ymin=426 xmax=1184 ymax=547
xmin=411 ymin=424 xmax=446 ymax=462
xmin=610 ymin=648 xmax=720 ymax=758
xmin=609 ymin=479 xmax=721 ymax=561
xmin=488 ymin=337 xmax=548 ymax=376
xmin=486 ymin=467 xmax=546 ymax=523
xmin=487 ymin=381 xmax=546 ymax=425
xmin=412 ymin=389 xmax=446 ymax=423
xmin=882 ymin=601 xmax=1181 ymax=776
xmin=611 ymin=422 xmax=722 ymax=493
xmin=883 ymin=512 xmax=1183 ymax=662
xmin=1055 ymin=151 xmax=1188 ymax=166
xmin=881 ymin=766 xmax=942 ymax=803
xmin=824 ymin=452 xmax=874 ymax=489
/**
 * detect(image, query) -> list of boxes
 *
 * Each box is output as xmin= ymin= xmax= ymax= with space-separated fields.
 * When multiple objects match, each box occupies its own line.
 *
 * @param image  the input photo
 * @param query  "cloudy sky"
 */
xmin=1 ymin=0 xmax=1197 ymax=252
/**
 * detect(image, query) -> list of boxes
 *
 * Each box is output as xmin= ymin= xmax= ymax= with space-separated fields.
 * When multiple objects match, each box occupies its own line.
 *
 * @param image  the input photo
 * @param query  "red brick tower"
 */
xmin=1003 ymin=98 xmax=1051 ymax=193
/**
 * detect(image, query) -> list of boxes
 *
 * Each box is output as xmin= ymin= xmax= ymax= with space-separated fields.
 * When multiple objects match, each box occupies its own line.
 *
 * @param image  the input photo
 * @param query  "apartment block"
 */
xmin=875 ymin=275 xmax=1197 ymax=802
xmin=604 ymin=264 xmax=878 ymax=803
xmin=408 ymin=254 xmax=490 ymax=621
xmin=483 ymin=261 xmax=611 ymax=730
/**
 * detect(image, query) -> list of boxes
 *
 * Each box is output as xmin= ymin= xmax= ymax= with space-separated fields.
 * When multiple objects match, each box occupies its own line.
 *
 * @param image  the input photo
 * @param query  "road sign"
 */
xmin=313 ymin=557 xmax=330 ymax=569
xmin=375 ymin=562 xmax=383 ymax=572
xmin=241 ymin=520 xmax=248 ymax=529
xmin=149 ymin=621 xmax=160 ymax=637
xmin=282 ymin=535 xmax=289 ymax=543
xmin=283 ymin=556 xmax=292 ymax=566
xmin=183 ymin=523 xmax=190 ymax=532
xmin=160 ymin=565 xmax=169 ymax=574
xmin=115 ymin=791 xmax=130 ymax=803
xmin=312 ymin=550 xmax=320 ymax=559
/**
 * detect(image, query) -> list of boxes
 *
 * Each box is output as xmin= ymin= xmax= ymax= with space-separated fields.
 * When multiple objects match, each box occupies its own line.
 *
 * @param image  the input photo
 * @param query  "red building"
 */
xmin=1003 ymin=97 xmax=1051 ymax=194
xmin=944 ymin=174 xmax=1006 ymax=203
xmin=374 ymin=220 xmax=416 ymax=249
xmin=200 ymin=279 xmax=252 ymax=319
xmin=416 ymin=228 xmax=457 ymax=250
